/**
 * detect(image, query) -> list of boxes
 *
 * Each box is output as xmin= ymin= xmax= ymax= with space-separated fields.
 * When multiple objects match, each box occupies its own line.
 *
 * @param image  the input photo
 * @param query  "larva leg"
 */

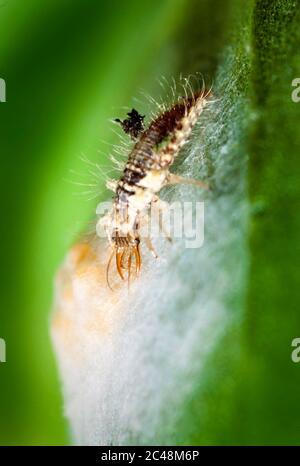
xmin=138 ymin=212 xmax=159 ymax=257
xmin=167 ymin=173 xmax=210 ymax=190
xmin=151 ymin=197 xmax=172 ymax=242
xmin=144 ymin=236 xmax=158 ymax=258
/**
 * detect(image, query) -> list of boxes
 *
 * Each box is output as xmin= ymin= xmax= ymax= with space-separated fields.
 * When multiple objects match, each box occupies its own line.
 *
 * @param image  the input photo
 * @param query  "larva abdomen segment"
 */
xmin=119 ymin=90 xmax=210 ymax=191
xmin=159 ymin=93 xmax=209 ymax=168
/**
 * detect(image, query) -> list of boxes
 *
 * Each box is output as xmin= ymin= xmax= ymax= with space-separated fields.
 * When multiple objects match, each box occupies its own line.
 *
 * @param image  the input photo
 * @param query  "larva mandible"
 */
xmin=97 ymin=79 xmax=212 ymax=289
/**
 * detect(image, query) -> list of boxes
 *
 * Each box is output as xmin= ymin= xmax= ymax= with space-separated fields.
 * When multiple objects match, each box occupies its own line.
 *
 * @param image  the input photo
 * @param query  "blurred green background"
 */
xmin=0 ymin=0 xmax=299 ymax=445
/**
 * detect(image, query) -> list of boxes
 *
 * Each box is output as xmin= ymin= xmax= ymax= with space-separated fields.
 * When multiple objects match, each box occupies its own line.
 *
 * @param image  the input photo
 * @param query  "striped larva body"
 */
xmin=97 ymin=87 xmax=211 ymax=287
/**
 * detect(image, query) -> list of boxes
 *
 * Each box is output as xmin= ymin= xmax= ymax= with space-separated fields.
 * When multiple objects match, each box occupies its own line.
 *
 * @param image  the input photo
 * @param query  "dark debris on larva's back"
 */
xmin=115 ymin=109 xmax=145 ymax=140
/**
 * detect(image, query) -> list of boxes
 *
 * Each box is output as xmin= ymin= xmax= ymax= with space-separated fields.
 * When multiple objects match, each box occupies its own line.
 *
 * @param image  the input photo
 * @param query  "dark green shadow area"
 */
xmin=163 ymin=0 xmax=300 ymax=445
xmin=244 ymin=0 xmax=300 ymax=445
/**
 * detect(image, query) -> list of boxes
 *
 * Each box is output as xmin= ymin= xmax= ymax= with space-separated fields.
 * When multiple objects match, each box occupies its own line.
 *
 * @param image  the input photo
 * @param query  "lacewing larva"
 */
xmin=97 ymin=78 xmax=212 ymax=288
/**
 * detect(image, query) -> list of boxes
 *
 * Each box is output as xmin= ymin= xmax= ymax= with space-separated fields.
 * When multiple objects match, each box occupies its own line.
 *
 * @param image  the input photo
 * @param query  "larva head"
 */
xmin=106 ymin=234 xmax=141 ymax=289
